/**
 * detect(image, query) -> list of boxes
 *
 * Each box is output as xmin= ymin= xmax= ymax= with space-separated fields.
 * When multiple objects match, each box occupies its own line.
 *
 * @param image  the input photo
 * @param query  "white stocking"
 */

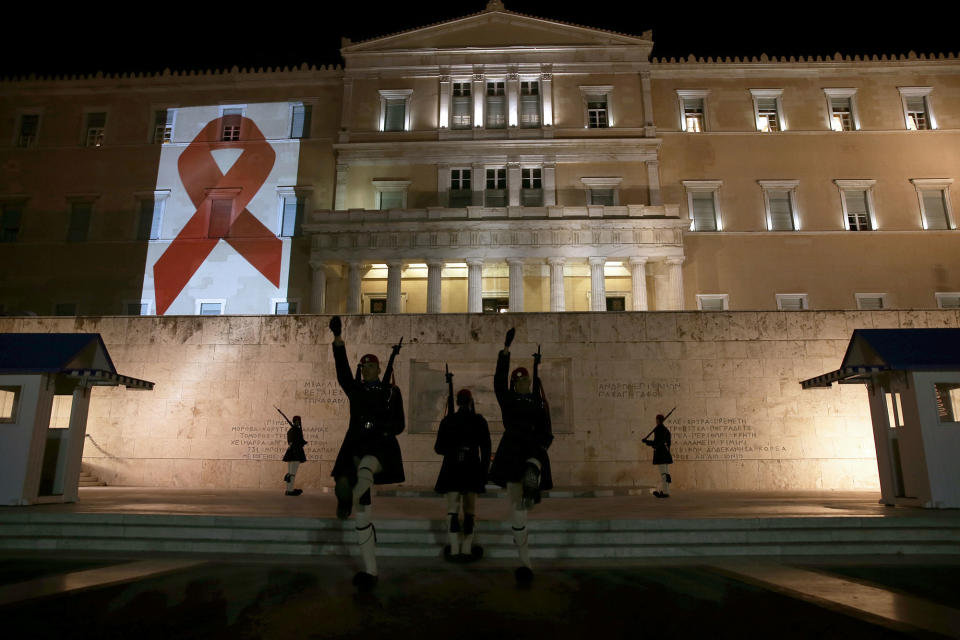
xmin=659 ymin=463 xmax=671 ymax=495
xmin=508 ymin=482 xmax=531 ymax=568
xmin=445 ymin=491 xmax=462 ymax=550
xmin=286 ymin=461 xmax=299 ymax=491
xmin=460 ymin=492 xmax=477 ymax=555
xmin=355 ymin=504 xmax=377 ymax=576
xmin=353 ymin=455 xmax=382 ymax=503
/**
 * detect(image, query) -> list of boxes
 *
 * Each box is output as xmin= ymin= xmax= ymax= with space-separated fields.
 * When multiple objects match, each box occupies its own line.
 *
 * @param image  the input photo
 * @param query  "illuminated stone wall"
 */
xmin=1 ymin=310 xmax=956 ymax=490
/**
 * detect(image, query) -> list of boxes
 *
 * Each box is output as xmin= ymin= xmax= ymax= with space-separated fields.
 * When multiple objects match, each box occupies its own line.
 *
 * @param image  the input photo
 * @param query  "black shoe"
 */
xmin=653 ymin=491 xmax=669 ymax=499
xmin=352 ymin=571 xmax=378 ymax=591
xmin=285 ymin=489 xmax=303 ymax=496
xmin=359 ymin=488 xmax=372 ymax=506
xmin=514 ymin=566 xmax=534 ymax=585
xmin=468 ymin=544 xmax=484 ymax=562
xmin=335 ymin=478 xmax=353 ymax=519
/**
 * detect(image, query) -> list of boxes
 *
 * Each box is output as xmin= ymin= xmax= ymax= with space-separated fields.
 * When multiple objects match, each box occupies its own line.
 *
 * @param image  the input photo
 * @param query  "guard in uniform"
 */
xmin=328 ymin=315 xmax=405 ymax=590
xmin=434 ymin=366 xmax=491 ymax=561
xmin=277 ymin=409 xmax=307 ymax=496
xmin=489 ymin=328 xmax=553 ymax=585
xmin=643 ymin=414 xmax=673 ymax=498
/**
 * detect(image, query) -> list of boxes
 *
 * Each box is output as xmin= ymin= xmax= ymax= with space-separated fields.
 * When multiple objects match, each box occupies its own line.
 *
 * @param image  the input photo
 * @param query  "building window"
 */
xmin=0 ymin=385 xmax=21 ymax=423
xmin=1 ymin=202 xmax=23 ymax=243
xmin=582 ymin=177 xmax=622 ymax=207
xmin=899 ymin=87 xmax=936 ymax=130
xmin=486 ymin=81 xmax=506 ymax=129
xmin=208 ymin=199 xmax=233 ymax=238
xmin=67 ymin=201 xmax=92 ymax=242
xmin=220 ymin=107 xmax=242 ymax=141
xmin=521 ymin=168 xmax=543 ymax=206
xmin=834 ymin=180 xmax=877 ymax=231
xmin=84 ymin=112 xmax=106 ymax=147
xmin=910 ymin=179 xmax=954 ymax=230
xmin=485 ymin=168 xmax=507 ymax=206
xmin=751 ymin=89 xmax=784 ymax=132
xmin=519 ymin=81 xmax=541 ymax=128
xmin=855 ymin=293 xmax=887 ymax=310
xmin=378 ymin=90 xmax=412 ymax=132
xmin=17 ymin=114 xmax=40 ymax=147
xmin=776 ymin=294 xmax=808 ymax=311
xmin=682 ymin=180 xmax=723 ymax=231
xmin=451 ymin=82 xmax=472 ymax=129
xmin=697 ymin=294 xmax=729 ymax=311
xmin=936 ymin=292 xmax=960 ymax=309
xmin=759 ymin=180 xmax=800 ymax=231
xmin=677 ymin=90 xmax=708 ymax=132
xmin=274 ymin=300 xmax=299 ymax=315
xmin=153 ymin=109 xmax=175 ymax=144
xmin=482 ymin=297 xmax=509 ymax=313
xmin=605 ymin=296 xmax=626 ymax=312
xmin=136 ymin=196 xmax=165 ymax=241
xmin=823 ymin=89 xmax=859 ymax=131
xmin=197 ymin=301 xmax=224 ymax=315
xmin=125 ymin=302 xmax=150 ymax=315
xmin=290 ymin=104 xmax=312 ymax=138
xmin=278 ymin=194 xmax=303 ymax=237
xmin=369 ymin=298 xmax=387 ymax=314
xmin=449 ymin=169 xmax=472 ymax=207
xmin=581 ymin=86 xmax=613 ymax=128
xmin=55 ymin=302 xmax=77 ymax=316
xmin=372 ymin=180 xmax=410 ymax=210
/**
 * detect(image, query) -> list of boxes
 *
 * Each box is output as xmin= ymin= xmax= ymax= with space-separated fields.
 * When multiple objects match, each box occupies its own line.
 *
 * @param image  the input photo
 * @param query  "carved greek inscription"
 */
xmin=671 ymin=418 xmax=788 ymax=461
xmin=597 ymin=380 xmax=681 ymax=399
xmin=230 ymin=418 xmax=336 ymax=460
xmin=297 ymin=379 xmax=347 ymax=406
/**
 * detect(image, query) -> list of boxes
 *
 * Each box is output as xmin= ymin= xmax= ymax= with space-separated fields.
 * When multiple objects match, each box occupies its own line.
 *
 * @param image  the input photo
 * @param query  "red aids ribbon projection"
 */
xmin=153 ymin=117 xmax=281 ymax=315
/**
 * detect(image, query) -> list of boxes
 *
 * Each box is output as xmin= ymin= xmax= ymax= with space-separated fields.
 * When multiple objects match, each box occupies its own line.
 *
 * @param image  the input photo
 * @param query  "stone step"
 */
xmin=78 ymin=470 xmax=106 ymax=487
xmin=0 ymin=513 xmax=957 ymax=558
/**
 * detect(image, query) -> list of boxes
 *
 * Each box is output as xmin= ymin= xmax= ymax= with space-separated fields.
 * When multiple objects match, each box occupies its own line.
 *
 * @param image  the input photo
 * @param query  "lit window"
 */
xmin=379 ymin=90 xmax=412 ymax=132
xmin=486 ymin=82 xmax=506 ymax=129
xmin=373 ymin=180 xmax=410 ymax=210
xmin=1 ymin=202 xmax=23 ymax=243
xmin=221 ymin=108 xmax=242 ymax=141
xmin=824 ymin=89 xmax=859 ymax=131
xmin=697 ymin=294 xmax=729 ymax=311
xmin=208 ymin=199 xmax=233 ymax=238
xmin=369 ymin=298 xmax=387 ymax=314
xmin=449 ymin=169 xmax=473 ymax=207
xmin=137 ymin=196 xmax=165 ymax=241
xmin=936 ymin=293 xmax=960 ymax=309
xmin=581 ymin=86 xmax=613 ymax=128
xmin=835 ymin=180 xmax=877 ymax=231
xmin=153 ymin=109 xmax=175 ymax=144
xmin=910 ymin=179 xmax=954 ymax=230
xmin=67 ymin=201 xmax=92 ymax=242
xmin=275 ymin=301 xmax=299 ymax=315
xmin=682 ymin=180 xmax=722 ymax=231
xmin=290 ymin=104 xmax=312 ymax=138
xmin=0 ymin=385 xmax=21 ymax=423
xmin=751 ymin=90 xmax=784 ymax=132
xmin=899 ymin=87 xmax=935 ymax=130
xmin=451 ymin=82 xmax=472 ymax=129
xmin=521 ymin=168 xmax=543 ymax=206
xmin=759 ymin=180 xmax=799 ymax=231
xmin=84 ymin=112 xmax=106 ymax=147
xmin=677 ymin=90 xmax=708 ymax=132
xmin=482 ymin=297 xmax=509 ymax=314
xmin=17 ymin=114 xmax=39 ymax=147
xmin=485 ymin=168 xmax=507 ymax=206
xmin=519 ymin=81 xmax=541 ymax=128
xmin=776 ymin=294 xmax=808 ymax=311
xmin=855 ymin=293 xmax=887 ymax=310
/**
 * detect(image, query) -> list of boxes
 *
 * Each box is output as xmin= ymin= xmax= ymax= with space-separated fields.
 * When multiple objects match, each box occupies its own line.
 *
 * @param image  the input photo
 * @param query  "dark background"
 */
xmin=2 ymin=1 xmax=957 ymax=77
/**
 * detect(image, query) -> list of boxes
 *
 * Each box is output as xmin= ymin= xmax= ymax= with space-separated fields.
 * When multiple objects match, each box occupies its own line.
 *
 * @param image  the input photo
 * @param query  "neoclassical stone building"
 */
xmin=1 ymin=0 xmax=958 ymax=317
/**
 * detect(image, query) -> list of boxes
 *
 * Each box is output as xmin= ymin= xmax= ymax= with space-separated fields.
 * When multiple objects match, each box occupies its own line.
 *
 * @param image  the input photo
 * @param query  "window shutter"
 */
xmin=208 ymin=199 xmax=232 ymax=238
xmin=384 ymin=99 xmax=405 ymax=131
xmin=845 ymin=190 xmax=870 ymax=229
xmin=691 ymin=191 xmax=717 ymax=231
xmin=938 ymin=294 xmax=960 ymax=309
xmin=779 ymin=296 xmax=805 ymax=311
xmin=281 ymin=196 xmax=300 ymax=236
xmin=858 ymin=296 xmax=884 ymax=310
xmin=199 ymin=302 xmax=222 ymax=315
xmin=486 ymin=97 xmax=505 ymax=128
xmin=768 ymin=191 xmax=794 ymax=230
xmin=699 ymin=297 xmax=725 ymax=311
xmin=379 ymin=190 xmax=404 ymax=209
xmin=922 ymin=190 xmax=949 ymax=229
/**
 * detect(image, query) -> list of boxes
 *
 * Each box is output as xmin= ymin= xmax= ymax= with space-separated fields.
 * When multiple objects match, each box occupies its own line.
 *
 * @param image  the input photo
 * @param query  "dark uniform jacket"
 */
xmin=647 ymin=424 xmax=673 ymax=465
xmin=330 ymin=342 xmax=405 ymax=485
xmin=488 ymin=350 xmax=553 ymax=491
xmin=282 ymin=425 xmax=307 ymax=462
xmin=434 ymin=407 xmax=491 ymax=494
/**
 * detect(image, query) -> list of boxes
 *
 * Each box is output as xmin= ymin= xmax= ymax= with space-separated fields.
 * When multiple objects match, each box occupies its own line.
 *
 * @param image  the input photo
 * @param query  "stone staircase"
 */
xmin=1 ymin=512 xmax=958 ymax=558
xmin=78 ymin=469 xmax=106 ymax=487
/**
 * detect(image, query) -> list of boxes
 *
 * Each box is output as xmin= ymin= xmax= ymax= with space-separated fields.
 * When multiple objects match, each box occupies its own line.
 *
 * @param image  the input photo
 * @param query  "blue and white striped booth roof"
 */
xmin=63 ymin=368 xmax=154 ymax=390
xmin=800 ymin=365 xmax=888 ymax=389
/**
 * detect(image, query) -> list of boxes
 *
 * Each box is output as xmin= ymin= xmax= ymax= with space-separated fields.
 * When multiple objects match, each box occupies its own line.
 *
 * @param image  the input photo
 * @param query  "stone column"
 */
xmin=547 ymin=257 xmax=566 ymax=312
xmin=507 ymin=72 xmax=519 ymax=128
xmin=471 ymin=162 xmax=485 ymax=206
xmin=427 ymin=261 xmax=444 ymax=313
xmin=438 ymin=75 xmax=451 ymax=130
xmin=629 ymin=257 xmax=649 ymax=311
xmin=437 ymin=164 xmax=450 ymax=207
xmin=589 ymin=257 xmax=607 ymax=311
xmin=346 ymin=262 xmax=363 ymax=314
xmin=507 ymin=162 xmax=521 ymax=207
xmin=666 ymin=256 xmax=685 ymax=310
xmin=508 ymin=259 xmax=524 ymax=312
xmin=540 ymin=70 xmax=553 ymax=128
xmin=647 ymin=160 xmax=662 ymax=206
xmin=309 ymin=261 xmax=327 ymax=314
xmin=543 ymin=163 xmax=557 ymax=206
xmin=467 ymin=259 xmax=483 ymax=313
xmin=338 ymin=78 xmax=353 ymax=143
xmin=641 ymin=70 xmax=656 ymax=137
xmin=334 ymin=163 xmax=349 ymax=211
xmin=387 ymin=262 xmax=403 ymax=314
xmin=472 ymin=73 xmax=484 ymax=129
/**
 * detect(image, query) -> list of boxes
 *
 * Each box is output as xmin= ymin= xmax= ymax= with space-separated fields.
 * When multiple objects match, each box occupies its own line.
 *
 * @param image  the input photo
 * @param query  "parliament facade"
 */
xmin=1 ymin=2 xmax=959 ymax=319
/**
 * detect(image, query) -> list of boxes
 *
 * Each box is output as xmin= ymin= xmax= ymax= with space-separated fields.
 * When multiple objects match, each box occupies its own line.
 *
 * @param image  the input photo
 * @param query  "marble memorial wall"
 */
xmin=2 ymin=310 xmax=957 ymax=490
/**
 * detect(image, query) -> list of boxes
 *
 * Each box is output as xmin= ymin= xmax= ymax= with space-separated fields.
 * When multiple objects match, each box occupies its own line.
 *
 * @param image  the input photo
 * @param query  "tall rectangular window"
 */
xmin=683 ymin=181 xmax=723 ymax=231
xmin=17 ymin=114 xmax=39 ymax=147
xmin=384 ymin=99 xmax=406 ymax=132
xmin=153 ymin=109 xmax=174 ymax=144
xmin=84 ymin=112 xmax=106 ymax=147
xmin=485 ymin=168 xmax=506 ymax=206
xmin=519 ymin=81 xmax=541 ymax=128
xmin=451 ymin=82 xmax=472 ymax=129
xmin=587 ymin=96 xmax=608 ymax=128
xmin=760 ymin=181 xmax=799 ymax=231
xmin=67 ymin=202 xmax=91 ymax=242
xmin=830 ymin=97 xmax=853 ymax=131
xmin=290 ymin=104 xmax=312 ymax=138
xmin=221 ymin=108 xmax=242 ymax=141
xmin=756 ymin=98 xmax=780 ymax=132
xmin=486 ymin=82 xmax=506 ymax=129
xmin=449 ymin=169 xmax=472 ymax=207
xmin=208 ymin=199 xmax=232 ymax=238
xmin=911 ymin=180 xmax=954 ymax=230
xmin=682 ymin=97 xmax=704 ymax=132
xmin=900 ymin=87 xmax=936 ymax=130
xmin=1 ymin=203 xmax=22 ymax=243
xmin=280 ymin=195 xmax=302 ymax=237
xmin=844 ymin=190 xmax=872 ymax=231
xmin=137 ymin=197 xmax=164 ymax=241
xmin=0 ymin=385 xmax=21 ymax=423
xmin=521 ymin=168 xmax=543 ymax=206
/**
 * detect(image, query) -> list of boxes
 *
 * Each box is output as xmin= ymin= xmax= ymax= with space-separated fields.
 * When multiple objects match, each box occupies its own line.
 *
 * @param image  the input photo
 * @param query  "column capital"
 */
xmin=387 ymin=261 xmax=405 ymax=269
xmin=466 ymin=258 xmax=484 ymax=267
xmin=427 ymin=260 xmax=445 ymax=269
xmin=588 ymin=256 xmax=607 ymax=266
xmin=665 ymin=256 xmax=686 ymax=266
xmin=546 ymin=256 xmax=566 ymax=266
xmin=308 ymin=259 xmax=328 ymax=272
xmin=628 ymin=256 xmax=649 ymax=266
xmin=507 ymin=257 xmax=525 ymax=266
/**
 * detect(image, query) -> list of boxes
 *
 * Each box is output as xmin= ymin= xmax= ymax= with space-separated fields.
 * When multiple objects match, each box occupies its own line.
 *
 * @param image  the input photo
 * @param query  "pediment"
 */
xmin=342 ymin=9 xmax=650 ymax=53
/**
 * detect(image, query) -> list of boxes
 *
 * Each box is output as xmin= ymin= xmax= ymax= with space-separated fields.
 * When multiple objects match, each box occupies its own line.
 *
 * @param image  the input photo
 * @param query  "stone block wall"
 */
xmin=2 ymin=310 xmax=956 ymax=491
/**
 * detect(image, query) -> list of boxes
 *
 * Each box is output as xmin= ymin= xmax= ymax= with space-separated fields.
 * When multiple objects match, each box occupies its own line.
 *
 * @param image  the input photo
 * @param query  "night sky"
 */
xmin=3 ymin=1 xmax=958 ymax=77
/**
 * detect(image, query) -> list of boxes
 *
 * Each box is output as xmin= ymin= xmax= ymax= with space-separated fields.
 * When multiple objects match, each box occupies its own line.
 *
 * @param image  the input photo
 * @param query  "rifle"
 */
xmin=643 ymin=406 xmax=676 ymax=441
xmin=382 ymin=336 xmax=403 ymax=387
xmin=274 ymin=405 xmax=293 ymax=427
xmin=445 ymin=363 xmax=454 ymax=416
